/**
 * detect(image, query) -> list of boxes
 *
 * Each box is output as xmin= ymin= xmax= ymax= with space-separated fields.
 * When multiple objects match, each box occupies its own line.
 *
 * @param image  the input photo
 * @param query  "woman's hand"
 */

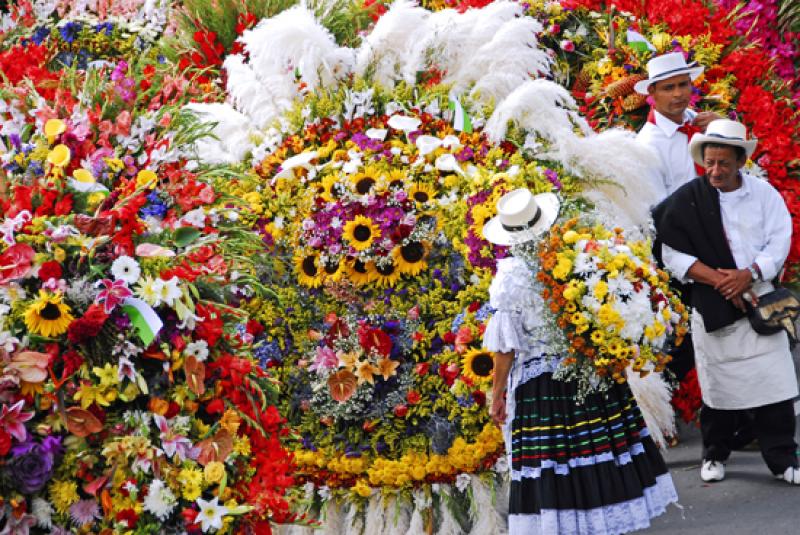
xmin=490 ymin=395 xmax=507 ymax=427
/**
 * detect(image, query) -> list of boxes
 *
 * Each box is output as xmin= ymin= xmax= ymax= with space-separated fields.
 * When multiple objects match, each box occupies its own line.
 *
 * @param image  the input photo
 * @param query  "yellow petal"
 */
xmin=44 ymin=118 xmax=66 ymax=140
xmin=73 ymin=168 xmax=95 ymax=183
xmin=136 ymin=169 xmax=157 ymax=188
xmin=47 ymin=144 xmax=71 ymax=167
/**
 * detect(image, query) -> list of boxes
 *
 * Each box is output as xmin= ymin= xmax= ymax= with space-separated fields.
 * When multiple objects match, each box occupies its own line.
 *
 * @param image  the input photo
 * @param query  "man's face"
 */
xmin=703 ymin=145 xmax=745 ymax=192
xmin=648 ymin=74 xmax=692 ymax=120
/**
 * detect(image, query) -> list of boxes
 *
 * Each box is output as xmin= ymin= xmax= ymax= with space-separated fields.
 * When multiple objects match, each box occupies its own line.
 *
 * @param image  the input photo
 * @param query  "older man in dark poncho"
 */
xmin=653 ymin=119 xmax=800 ymax=485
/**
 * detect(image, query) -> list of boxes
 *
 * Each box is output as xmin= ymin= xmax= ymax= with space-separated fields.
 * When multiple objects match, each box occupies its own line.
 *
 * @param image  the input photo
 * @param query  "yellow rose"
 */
xmin=204 ymin=461 xmax=226 ymax=484
xmin=562 ymin=230 xmax=579 ymax=244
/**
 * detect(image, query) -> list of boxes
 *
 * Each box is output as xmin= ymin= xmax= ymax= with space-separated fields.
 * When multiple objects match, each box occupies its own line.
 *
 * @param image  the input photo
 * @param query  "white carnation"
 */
xmin=143 ymin=479 xmax=177 ymax=521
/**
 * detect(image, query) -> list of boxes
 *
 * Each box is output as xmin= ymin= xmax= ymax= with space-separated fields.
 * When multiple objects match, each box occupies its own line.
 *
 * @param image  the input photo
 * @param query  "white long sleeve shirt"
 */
xmin=637 ymin=109 xmax=698 ymax=199
xmin=662 ymin=173 xmax=792 ymax=282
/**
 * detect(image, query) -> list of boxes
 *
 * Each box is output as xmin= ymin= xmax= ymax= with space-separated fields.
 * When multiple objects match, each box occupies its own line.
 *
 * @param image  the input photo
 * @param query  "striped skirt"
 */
xmin=508 ymin=373 xmax=678 ymax=535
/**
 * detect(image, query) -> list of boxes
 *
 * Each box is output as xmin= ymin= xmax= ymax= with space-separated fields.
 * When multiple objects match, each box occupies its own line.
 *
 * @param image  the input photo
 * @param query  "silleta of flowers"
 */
xmin=538 ymin=218 xmax=689 ymax=393
xmin=0 ymin=36 xmax=293 ymax=533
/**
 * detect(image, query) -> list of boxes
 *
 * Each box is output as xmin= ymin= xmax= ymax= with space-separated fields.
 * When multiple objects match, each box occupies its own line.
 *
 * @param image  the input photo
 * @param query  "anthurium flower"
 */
xmin=8 ymin=351 xmax=50 ymax=383
xmin=0 ymin=243 xmax=36 ymax=284
xmin=0 ymin=400 xmax=34 ymax=442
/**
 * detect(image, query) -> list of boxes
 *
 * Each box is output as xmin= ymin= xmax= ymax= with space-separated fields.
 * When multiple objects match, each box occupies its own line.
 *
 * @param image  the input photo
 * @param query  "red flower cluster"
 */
xmin=671 ymin=368 xmax=702 ymax=424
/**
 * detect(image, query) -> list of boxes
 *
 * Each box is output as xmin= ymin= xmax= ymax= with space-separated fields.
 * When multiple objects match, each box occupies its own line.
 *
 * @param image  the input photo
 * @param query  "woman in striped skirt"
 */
xmin=482 ymin=189 xmax=678 ymax=535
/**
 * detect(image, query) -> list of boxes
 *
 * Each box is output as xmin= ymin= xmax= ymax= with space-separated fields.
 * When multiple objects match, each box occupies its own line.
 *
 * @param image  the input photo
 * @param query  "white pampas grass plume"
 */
xmin=462 ymin=18 xmax=549 ymax=102
xmin=485 ymin=79 xmax=583 ymax=144
xmin=626 ymin=369 xmax=676 ymax=450
xmin=223 ymin=54 xmax=294 ymax=130
xmin=355 ymin=0 xmax=430 ymax=85
xmin=241 ymin=5 xmax=352 ymax=91
xmin=468 ymin=475 xmax=504 ymax=535
xmin=552 ymin=128 xmax=661 ymax=228
xmin=183 ymin=103 xmax=255 ymax=164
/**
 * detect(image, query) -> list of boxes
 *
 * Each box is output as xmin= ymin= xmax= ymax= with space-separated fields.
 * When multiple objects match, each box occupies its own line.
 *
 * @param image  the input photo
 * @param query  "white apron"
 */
xmin=692 ymin=307 xmax=799 ymax=410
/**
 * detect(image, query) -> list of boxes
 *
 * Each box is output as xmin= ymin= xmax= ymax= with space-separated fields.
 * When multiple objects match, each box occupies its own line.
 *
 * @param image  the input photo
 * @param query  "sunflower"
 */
xmin=373 ymin=259 xmax=402 ymax=287
xmin=346 ymin=258 xmax=375 ymax=286
xmin=386 ymin=169 xmax=407 ymax=191
xmin=321 ymin=256 xmax=344 ymax=282
xmin=24 ymin=291 xmax=74 ymax=338
xmin=469 ymin=203 xmax=494 ymax=237
xmin=461 ymin=348 xmax=495 ymax=384
xmin=408 ymin=183 xmax=437 ymax=205
xmin=393 ymin=241 xmax=430 ymax=276
xmin=294 ymin=251 xmax=324 ymax=287
xmin=351 ymin=166 xmax=381 ymax=195
xmin=320 ymin=173 xmax=342 ymax=201
xmin=342 ymin=215 xmax=381 ymax=251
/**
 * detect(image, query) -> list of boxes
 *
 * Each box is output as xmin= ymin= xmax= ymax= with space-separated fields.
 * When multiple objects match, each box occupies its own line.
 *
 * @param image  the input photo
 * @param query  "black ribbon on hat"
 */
xmin=501 ymin=205 xmax=541 ymax=232
xmin=650 ymin=61 xmax=700 ymax=82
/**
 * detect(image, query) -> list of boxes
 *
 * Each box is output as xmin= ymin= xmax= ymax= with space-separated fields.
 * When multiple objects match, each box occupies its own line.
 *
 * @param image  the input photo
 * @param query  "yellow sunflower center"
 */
xmin=353 ymin=225 xmax=373 ymax=242
xmin=400 ymin=242 xmax=425 ymax=264
xmin=469 ymin=353 xmax=494 ymax=377
xmin=39 ymin=303 xmax=63 ymax=320
xmin=301 ymin=256 xmax=318 ymax=277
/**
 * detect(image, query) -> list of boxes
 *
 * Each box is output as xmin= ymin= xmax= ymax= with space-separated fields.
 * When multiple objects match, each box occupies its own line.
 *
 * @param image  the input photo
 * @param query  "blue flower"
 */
xmin=94 ymin=22 xmax=114 ymax=35
xmin=59 ymin=22 xmax=82 ymax=44
xmin=31 ymin=26 xmax=50 ymax=45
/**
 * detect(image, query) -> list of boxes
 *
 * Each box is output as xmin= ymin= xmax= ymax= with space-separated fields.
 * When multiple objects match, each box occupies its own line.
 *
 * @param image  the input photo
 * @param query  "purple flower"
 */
xmin=544 ymin=169 xmax=562 ymax=190
xmin=69 ymin=499 xmax=101 ymax=526
xmin=8 ymin=442 xmax=57 ymax=493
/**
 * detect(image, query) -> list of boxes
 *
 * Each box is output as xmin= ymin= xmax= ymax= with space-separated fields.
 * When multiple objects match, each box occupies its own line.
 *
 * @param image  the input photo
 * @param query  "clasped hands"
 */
xmin=714 ymin=268 xmax=758 ymax=311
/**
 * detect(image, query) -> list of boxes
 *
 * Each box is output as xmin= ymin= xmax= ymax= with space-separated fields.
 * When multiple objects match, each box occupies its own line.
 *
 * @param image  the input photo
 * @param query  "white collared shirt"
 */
xmin=662 ymin=173 xmax=792 ymax=282
xmin=637 ymin=108 xmax=698 ymax=199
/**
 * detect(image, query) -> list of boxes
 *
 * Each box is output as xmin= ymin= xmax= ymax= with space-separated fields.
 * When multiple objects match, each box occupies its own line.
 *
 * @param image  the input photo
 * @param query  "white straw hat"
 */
xmin=688 ymin=119 xmax=757 ymax=167
xmin=482 ymin=189 xmax=560 ymax=246
xmin=634 ymin=52 xmax=704 ymax=95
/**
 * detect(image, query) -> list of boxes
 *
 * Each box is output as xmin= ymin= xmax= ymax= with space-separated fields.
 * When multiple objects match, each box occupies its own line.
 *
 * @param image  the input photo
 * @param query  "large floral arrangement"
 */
xmin=0 ymin=35 xmax=294 ymax=534
xmin=537 ymin=217 xmax=689 ymax=396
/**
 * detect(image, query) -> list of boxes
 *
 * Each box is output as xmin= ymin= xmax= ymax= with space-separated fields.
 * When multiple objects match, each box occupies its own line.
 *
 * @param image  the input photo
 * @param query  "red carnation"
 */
xmin=38 ymin=260 xmax=63 ymax=282
xmin=116 ymin=509 xmax=139 ymax=529
xmin=67 ymin=304 xmax=109 ymax=344
xmin=358 ymin=326 xmax=392 ymax=357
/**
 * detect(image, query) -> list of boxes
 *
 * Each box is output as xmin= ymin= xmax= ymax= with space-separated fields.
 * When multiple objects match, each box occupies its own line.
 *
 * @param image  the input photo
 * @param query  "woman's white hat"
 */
xmin=634 ymin=52 xmax=704 ymax=95
xmin=688 ymin=119 xmax=757 ymax=166
xmin=482 ymin=189 xmax=560 ymax=246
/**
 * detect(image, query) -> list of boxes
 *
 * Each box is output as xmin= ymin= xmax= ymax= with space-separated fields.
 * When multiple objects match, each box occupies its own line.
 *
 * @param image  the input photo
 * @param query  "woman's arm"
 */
xmin=490 ymin=351 xmax=514 ymax=426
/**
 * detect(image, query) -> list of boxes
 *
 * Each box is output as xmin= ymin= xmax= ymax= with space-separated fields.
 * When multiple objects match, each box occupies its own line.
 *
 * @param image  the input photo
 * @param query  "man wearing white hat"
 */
xmin=653 ymin=119 xmax=800 ymax=486
xmin=636 ymin=51 xmax=721 ymax=199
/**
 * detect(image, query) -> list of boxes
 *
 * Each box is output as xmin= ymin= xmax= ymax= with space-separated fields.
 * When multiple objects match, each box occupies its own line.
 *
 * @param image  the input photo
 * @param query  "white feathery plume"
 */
xmin=485 ymin=79 xmax=583 ymax=144
xmin=355 ymin=0 xmax=430 ymax=85
xmin=240 ymin=5 xmax=352 ymax=91
xmin=552 ymin=128 xmax=661 ymax=228
xmin=459 ymin=18 xmax=549 ymax=102
xmin=626 ymin=368 xmax=676 ymax=450
xmin=223 ymin=55 xmax=293 ymax=130
xmin=467 ymin=475 xmax=504 ymax=535
xmin=399 ymin=8 xmax=462 ymax=85
xmin=183 ymin=103 xmax=255 ymax=164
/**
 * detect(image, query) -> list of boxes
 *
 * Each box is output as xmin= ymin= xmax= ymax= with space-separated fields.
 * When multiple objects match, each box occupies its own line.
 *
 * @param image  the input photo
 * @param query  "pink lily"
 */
xmin=154 ymin=414 xmax=197 ymax=462
xmin=0 ymin=400 xmax=34 ymax=442
xmin=95 ymin=278 xmax=133 ymax=314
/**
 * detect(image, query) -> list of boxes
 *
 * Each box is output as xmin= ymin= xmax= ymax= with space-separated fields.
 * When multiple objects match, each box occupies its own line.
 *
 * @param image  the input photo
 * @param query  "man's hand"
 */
xmin=490 ymin=395 xmax=507 ymax=427
xmin=693 ymin=111 xmax=723 ymax=132
xmin=714 ymin=268 xmax=752 ymax=300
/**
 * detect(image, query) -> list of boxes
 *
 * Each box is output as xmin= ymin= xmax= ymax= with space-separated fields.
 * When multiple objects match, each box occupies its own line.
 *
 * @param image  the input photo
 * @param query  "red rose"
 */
xmin=358 ymin=326 xmax=392 ymax=357
xmin=0 ymin=429 xmax=11 ymax=456
xmin=468 ymin=301 xmax=481 ymax=313
xmin=0 ymin=243 xmax=36 ymax=284
xmin=116 ymin=509 xmax=139 ymax=529
xmin=442 ymin=331 xmax=456 ymax=344
xmin=471 ymin=391 xmax=486 ymax=407
xmin=439 ymin=363 xmax=460 ymax=386
xmin=393 ymin=404 xmax=408 ymax=418
xmin=38 ymin=260 xmax=63 ymax=281
xmin=406 ymin=390 xmax=421 ymax=405
xmin=414 ymin=362 xmax=430 ymax=376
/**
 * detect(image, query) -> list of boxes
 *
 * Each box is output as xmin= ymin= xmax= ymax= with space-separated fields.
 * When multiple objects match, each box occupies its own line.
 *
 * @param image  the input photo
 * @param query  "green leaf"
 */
xmin=174 ymin=227 xmax=202 ymax=247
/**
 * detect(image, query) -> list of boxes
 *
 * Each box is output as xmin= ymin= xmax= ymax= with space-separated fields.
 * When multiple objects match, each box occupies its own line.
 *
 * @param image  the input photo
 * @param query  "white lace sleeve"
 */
xmin=483 ymin=257 xmax=538 ymax=353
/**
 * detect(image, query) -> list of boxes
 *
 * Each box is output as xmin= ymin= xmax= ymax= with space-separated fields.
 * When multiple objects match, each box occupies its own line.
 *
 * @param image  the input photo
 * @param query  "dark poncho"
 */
xmin=652 ymin=176 xmax=745 ymax=332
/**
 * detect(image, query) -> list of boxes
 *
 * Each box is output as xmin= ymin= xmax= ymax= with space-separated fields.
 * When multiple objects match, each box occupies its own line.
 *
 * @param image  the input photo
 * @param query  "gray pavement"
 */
xmin=644 ymin=350 xmax=800 ymax=535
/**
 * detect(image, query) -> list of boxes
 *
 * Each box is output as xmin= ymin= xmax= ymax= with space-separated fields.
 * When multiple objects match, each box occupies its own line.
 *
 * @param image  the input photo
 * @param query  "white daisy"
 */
xmin=111 ymin=256 xmax=141 ymax=285
xmin=184 ymin=340 xmax=209 ymax=362
xmin=196 ymin=497 xmax=229 ymax=533
xmin=143 ymin=479 xmax=177 ymax=521
xmin=136 ymin=276 xmax=162 ymax=306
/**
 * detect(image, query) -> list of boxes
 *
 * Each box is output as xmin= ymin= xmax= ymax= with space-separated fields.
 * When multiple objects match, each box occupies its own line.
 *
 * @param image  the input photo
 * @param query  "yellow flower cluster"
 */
xmin=293 ymin=423 xmax=503 ymax=492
